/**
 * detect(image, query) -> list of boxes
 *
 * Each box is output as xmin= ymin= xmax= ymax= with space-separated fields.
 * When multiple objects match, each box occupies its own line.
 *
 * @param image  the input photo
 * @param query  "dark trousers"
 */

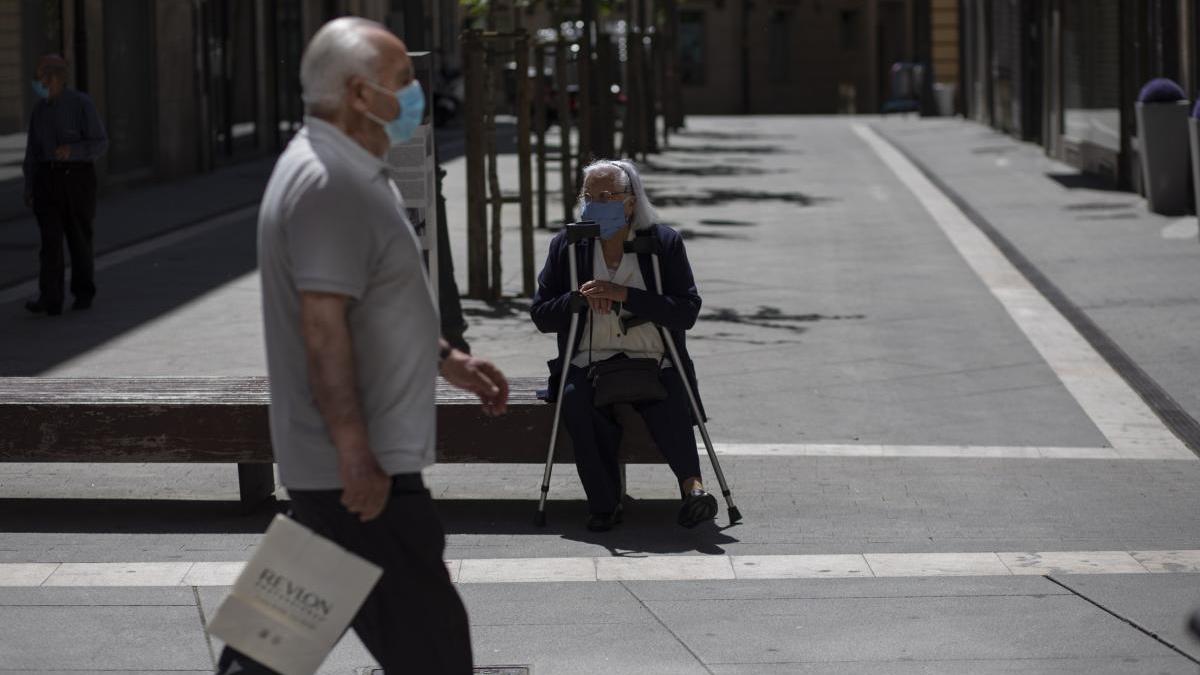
xmin=32 ymin=163 xmax=97 ymax=308
xmin=562 ymin=365 xmax=702 ymax=514
xmin=218 ymin=475 xmax=472 ymax=675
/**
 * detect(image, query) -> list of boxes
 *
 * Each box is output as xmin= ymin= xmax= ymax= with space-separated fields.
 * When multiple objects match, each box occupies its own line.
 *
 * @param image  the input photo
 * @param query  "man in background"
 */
xmin=22 ymin=54 xmax=108 ymax=316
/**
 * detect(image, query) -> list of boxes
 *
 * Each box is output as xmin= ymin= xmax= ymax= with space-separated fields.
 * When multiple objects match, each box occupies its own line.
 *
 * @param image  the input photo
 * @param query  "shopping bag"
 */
xmin=207 ymin=514 xmax=383 ymax=675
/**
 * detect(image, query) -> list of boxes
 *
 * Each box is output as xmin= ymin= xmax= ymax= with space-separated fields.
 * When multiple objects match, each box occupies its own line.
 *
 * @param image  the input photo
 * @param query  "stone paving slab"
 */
xmin=707 ymin=657 xmax=1196 ymax=674
xmin=0 ymin=604 xmax=212 ymax=671
xmin=877 ymin=118 xmax=1200 ymax=446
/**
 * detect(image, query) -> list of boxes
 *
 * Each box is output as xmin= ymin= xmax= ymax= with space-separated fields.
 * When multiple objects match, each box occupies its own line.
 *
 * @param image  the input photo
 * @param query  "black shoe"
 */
xmin=25 ymin=300 xmax=62 ymax=316
xmin=586 ymin=506 xmax=623 ymax=532
xmin=72 ymin=297 xmax=92 ymax=311
xmin=678 ymin=489 xmax=718 ymax=528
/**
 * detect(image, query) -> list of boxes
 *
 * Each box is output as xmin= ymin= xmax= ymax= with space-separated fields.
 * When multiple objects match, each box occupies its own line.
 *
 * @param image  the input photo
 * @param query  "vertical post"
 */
xmin=638 ymin=0 xmax=658 ymax=155
xmin=555 ymin=38 xmax=574 ymax=223
xmin=664 ymin=0 xmax=685 ymax=130
xmin=516 ymin=31 xmax=535 ymax=297
xmin=594 ymin=33 xmax=616 ymax=159
xmin=464 ymin=31 xmax=488 ymax=299
xmin=624 ymin=0 xmax=643 ymax=156
xmin=485 ymin=39 xmax=503 ymax=302
xmin=578 ymin=0 xmax=596 ymax=182
xmin=535 ymin=44 xmax=548 ymax=230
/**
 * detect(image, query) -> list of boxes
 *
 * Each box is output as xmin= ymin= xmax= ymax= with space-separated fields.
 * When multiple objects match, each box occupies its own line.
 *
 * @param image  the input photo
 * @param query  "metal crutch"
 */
xmin=627 ymin=232 xmax=743 ymax=524
xmin=535 ymin=222 xmax=600 ymax=526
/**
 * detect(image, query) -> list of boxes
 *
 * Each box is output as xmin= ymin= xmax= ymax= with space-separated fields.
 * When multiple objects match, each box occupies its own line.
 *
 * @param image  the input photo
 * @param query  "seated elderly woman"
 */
xmin=530 ymin=159 xmax=718 ymax=532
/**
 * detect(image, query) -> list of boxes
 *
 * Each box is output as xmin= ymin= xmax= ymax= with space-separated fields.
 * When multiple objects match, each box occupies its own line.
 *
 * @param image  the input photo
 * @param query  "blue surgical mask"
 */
xmin=31 ymin=80 xmax=49 ymax=99
xmin=365 ymin=79 xmax=425 ymax=144
xmin=580 ymin=200 xmax=629 ymax=240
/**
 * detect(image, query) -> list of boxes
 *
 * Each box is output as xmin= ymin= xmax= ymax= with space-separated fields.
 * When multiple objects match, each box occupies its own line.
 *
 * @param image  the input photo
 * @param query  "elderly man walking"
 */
xmin=217 ymin=18 xmax=508 ymax=674
xmin=22 ymin=54 xmax=107 ymax=316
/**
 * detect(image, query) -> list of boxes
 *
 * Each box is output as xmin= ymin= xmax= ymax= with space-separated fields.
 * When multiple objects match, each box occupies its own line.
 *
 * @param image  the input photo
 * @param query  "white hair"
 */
xmin=579 ymin=159 xmax=658 ymax=231
xmin=300 ymin=17 xmax=384 ymax=116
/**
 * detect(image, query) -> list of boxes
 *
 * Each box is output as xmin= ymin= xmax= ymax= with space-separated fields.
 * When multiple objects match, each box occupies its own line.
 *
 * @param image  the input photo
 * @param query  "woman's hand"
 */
xmin=580 ymin=280 xmax=627 ymax=314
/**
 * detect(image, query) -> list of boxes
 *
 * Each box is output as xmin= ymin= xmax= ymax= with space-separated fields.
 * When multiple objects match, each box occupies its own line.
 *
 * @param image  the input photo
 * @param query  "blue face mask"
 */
xmin=31 ymin=80 xmax=49 ymax=99
xmin=580 ymin=199 xmax=629 ymax=240
xmin=366 ymin=79 xmax=425 ymax=144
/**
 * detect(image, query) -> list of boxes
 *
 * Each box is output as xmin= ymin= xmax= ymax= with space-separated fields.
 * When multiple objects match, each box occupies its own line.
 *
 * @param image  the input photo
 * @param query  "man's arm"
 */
xmin=70 ymin=94 xmax=108 ymax=161
xmin=300 ymin=290 xmax=390 ymax=521
xmin=438 ymin=337 xmax=509 ymax=416
xmin=23 ymin=109 xmax=37 ymax=206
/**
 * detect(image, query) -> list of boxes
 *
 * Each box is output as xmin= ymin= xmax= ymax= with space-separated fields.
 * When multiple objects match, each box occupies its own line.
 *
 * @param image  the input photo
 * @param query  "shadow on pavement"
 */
xmin=642 ymin=160 xmax=773 ymax=177
xmin=0 ymin=498 xmax=281 ymax=534
xmin=1 ymin=214 xmax=258 ymax=375
xmin=648 ymin=189 xmax=830 ymax=208
xmin=1046 ymin=172 xmax=1123 ymax=192
xmin=435 ymin=498 xmax=740 ymax=556
xmin=662 ymin=144 xmax=784 ymax=155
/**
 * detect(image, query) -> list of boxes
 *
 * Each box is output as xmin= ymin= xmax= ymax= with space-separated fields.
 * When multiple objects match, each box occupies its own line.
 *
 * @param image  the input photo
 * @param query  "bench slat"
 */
xmin=0 ymin=376 xmax=664 ymax=464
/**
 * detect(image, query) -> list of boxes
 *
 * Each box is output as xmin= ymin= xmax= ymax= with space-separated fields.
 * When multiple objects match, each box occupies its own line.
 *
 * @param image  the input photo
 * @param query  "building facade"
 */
xmin=0 ymin=0 xmax=456 ymax=221
xmin=960 ymin=0 xmax=1196 ymax=189
xmin=676 ymin=0 xmax=937 ymax=115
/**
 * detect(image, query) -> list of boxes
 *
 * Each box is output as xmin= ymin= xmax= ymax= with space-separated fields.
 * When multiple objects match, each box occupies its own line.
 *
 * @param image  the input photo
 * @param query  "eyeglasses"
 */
xmin=580 ymin=189 xmax=631 ymax=202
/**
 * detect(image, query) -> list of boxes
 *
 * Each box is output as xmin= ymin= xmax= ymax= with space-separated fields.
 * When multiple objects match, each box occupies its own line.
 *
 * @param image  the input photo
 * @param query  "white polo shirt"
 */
xmin=258 ymin=117 xmax=440 ymax=489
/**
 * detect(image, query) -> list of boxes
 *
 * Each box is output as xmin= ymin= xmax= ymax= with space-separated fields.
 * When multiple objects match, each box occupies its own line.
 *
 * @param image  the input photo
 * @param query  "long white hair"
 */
xmin=579 ymin=159 xmax=658 ymax=231
xmin=300 ymin=17 xmax=384 ymax=116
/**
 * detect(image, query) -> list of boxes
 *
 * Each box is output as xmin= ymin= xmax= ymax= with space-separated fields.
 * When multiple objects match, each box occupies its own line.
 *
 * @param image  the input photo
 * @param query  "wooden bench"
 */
xmin=0 ymin=376 xmax=663 ymax=509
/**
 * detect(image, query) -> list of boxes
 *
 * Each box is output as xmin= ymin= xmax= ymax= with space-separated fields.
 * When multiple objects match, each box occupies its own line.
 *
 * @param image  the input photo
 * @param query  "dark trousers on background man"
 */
xmin=32 ymin=162 xmax=96 ymax=311
xmin=217 ymin=474 xmax=473 ymax=675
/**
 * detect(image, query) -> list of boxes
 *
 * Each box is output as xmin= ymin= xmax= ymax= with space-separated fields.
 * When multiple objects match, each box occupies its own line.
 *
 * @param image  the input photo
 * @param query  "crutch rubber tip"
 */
xmin=728 ymin=506 xmax=743 ymax=524
xmin=534 ymin=511 xmax=547 ymax=527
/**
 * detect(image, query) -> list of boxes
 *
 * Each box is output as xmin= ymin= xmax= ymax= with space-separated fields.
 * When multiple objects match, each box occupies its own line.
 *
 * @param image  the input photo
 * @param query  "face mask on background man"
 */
xmin=365 ymin=80 xmax=425 ymax=144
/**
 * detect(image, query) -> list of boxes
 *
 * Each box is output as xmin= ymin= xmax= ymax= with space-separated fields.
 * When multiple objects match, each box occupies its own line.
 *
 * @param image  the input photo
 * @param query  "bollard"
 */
xmin=1135 ymin=78 xmax=1191 ymax=216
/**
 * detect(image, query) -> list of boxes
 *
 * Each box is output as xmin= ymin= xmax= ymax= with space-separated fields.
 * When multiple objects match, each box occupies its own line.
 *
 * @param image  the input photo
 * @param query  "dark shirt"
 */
xmin=22 ymin=88 xmax=108 ymax=192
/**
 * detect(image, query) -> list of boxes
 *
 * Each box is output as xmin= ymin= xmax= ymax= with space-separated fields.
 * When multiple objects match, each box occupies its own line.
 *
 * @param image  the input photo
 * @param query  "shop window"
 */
xmin=1062 ymin=0 xmax=1120 ymax=151
xmin=679 ymin=10 xmax=705 ymax=85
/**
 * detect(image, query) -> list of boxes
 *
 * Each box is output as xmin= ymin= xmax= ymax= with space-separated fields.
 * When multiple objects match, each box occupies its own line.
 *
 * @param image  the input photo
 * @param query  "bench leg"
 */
xmin=238 ymin=463 xmax=276 ymax=512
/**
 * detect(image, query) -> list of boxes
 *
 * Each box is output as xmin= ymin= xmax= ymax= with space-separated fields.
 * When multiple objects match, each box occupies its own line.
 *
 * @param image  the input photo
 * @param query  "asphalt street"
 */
xmin=1 ymin=116 xmax=1198 ymax=674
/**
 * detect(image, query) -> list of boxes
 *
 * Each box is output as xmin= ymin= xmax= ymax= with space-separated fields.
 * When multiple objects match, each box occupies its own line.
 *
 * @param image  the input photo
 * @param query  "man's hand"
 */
xmin=53 ymin=145 xmax=71 ymax=161
xmin=440 ymin=350 xmax=509 ymax=416
xmin=580 ymin=280 xmax=627 ymax=314
xmin=338 ymin=447 xmax=391 ymax=522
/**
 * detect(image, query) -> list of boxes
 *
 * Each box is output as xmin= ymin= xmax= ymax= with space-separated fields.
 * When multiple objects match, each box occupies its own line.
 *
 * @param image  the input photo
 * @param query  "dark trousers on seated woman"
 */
xmin=561 ymin=365 xmax=702 ymax=514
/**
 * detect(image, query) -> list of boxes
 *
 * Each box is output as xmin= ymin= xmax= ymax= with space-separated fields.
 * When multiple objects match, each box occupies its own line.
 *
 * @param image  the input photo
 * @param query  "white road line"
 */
xmin=706 ymin=444 xmax=1190 ymax=460
xmin=852 ymin=124 xmax=1193 ymax=461
xmin=3 ymin=550 xmax=1197 ymax=587
xmin=0 ymin=205 xmax=259 ymax=304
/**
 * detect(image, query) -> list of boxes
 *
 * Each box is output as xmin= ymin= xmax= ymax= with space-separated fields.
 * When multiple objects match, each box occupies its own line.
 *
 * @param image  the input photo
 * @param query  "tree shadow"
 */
xmin=1047 ymin=172 xmax=1123 ymax=192
xmin=436 ymin=497 xmax=740 ymax=556
xmin=698 ymin=306 xmax=866 ymax=334
xmin=673 ymin=130 xmax=791 ymax=141
xmin=648 ymin=189 xmax=831 ymax=208
xmin=699 ymin=219 xmax=756 ymax=227
xmin=643 ymin=160 xmax=772 ymax=177
xmin=678 ymin=228 xmax=749 ymax=241
xmin=461 ymin=297 xmax=533 ymax=320
xmin=664 ymin=144 xmax=784 ymax=155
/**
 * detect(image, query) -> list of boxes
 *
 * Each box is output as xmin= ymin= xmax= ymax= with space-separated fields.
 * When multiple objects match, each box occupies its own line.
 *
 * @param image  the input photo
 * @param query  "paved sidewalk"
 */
xmin=878 ymin=118 xmax=1200 ymax=443
xmin=3 ymin=116 xmax=1200 ymax=673
xmin=0 ymin=155 xmax=276 ymax=290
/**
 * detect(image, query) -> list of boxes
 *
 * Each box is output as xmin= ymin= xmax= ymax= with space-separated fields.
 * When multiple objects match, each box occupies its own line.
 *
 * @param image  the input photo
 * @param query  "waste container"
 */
xmin=1136 ymin=78 xmax=1190 ymax=215
xmin=1190 ymin=99 xmax=1200 ymax=233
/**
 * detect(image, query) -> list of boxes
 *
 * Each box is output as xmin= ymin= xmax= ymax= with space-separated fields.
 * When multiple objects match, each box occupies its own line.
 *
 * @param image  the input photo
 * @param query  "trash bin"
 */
xmin=933 ymin=83 xmax=956 ymax=117
xmin=1190 ymin=99 xmax=1200 ymax=232
xmin=1136 ymin=78 xmax=1190 ymax=215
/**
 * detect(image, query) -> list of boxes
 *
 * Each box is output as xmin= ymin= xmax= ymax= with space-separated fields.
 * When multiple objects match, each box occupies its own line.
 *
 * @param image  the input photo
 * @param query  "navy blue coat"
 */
xmin=530 ymin=223 xmax=706 ymax=421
